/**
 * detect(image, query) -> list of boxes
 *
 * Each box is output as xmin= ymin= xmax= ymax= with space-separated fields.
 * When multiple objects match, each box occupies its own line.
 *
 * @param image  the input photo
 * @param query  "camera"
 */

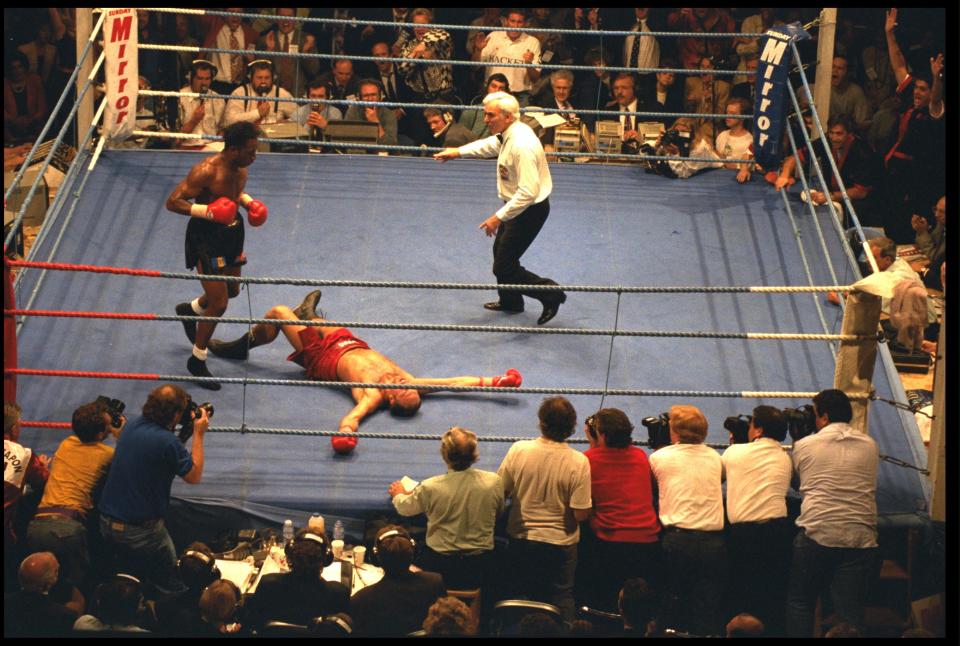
xmin=708 ymin=52 xmax=741 ymax=72
xmin=723 ymin=414 xmax=752 ymax=444
xmin=783 ymin=404 xmax=817 ymax=442
xmin=95 ymin=395 xmax=126 ymax=428
xmin=640 ymin=412 xmax=671 ymax=450
xmin=177 ymin=400 xmax=214 ymax=444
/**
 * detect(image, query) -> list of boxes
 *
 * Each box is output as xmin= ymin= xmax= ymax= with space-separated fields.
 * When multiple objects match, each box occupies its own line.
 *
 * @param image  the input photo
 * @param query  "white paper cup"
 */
xmin=353 ymin=545 xmax=366 ymax=567
xmin=331 ymin=539 xmax=344 ymax=559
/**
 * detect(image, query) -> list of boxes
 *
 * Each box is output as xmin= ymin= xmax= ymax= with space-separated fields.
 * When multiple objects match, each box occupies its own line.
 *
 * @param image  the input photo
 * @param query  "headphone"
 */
xmin=178 ymin=548 xmax=221 ymax=587
xmin=290 ymin=531 xmax=334 ymax=568
xmin=189 ymin=59 xmax=218 ymax=81
xmin=94 ymin=573 xmax=146 ymax=619
xmin=311 ymin=614 xmax=354 ymax=636
xmin=200 ymin=578 xmax=244 ymax=625
xmin=370 ymin=528 xmax=417 ymax=566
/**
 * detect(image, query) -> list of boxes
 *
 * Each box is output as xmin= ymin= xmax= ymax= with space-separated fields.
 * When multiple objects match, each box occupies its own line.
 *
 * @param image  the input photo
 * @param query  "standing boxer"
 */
xmin=165 ymin=120 xmax=268 ymax=389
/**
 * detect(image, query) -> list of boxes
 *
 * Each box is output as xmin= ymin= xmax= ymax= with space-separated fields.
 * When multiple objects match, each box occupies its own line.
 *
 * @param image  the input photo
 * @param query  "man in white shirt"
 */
xmin=496 ymin=396 xmax=592 ymax=621
xmin=177 ymin=60 xmax=225 ymax=150
xmin=224 ymin=60 xmax=297 ymax=128
xmin=474 ymin=9 xmax=542 ymax=106
xmin=786 ymin=389 xmax=879 ymax=637
xmin=434 ymin=92 xmax=566 ymax=325
xmin=623 ymin=8 xmax=660 ymax=75
xmin=649 ymin=404 xmax=726 ymax=637
xmin=721 ymin=406 xmax=794 ymax=637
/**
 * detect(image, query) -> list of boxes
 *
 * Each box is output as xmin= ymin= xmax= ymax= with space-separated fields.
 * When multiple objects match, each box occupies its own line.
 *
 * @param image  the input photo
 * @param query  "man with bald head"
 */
xmin=389 ymin=426 xmax=504 ymax=589
xmin=4 ymin=552 xmax=80 ymax=636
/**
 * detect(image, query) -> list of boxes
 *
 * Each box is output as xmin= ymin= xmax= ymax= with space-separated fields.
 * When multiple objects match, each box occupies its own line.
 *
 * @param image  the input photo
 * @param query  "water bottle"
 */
xmin=308 ymin=513 xmax=325 ymax=535
xmin=333 ymin=520 xmax=344 ymax=542
xmin=282 ymin=519 xmax=295 ymax=544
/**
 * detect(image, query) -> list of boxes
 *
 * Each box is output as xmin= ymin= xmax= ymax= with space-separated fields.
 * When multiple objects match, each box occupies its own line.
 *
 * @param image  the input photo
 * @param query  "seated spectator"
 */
xmin=649 ymin=405 xmax=726 ymax=637
xmin=197 ymin=579 xmax=244 ymax=635
xmin=866 ymin=237 xmax=939 ymax=350
xmin=612 ymin=72 xmax=642 ymax=154
xmin=4 ymin=401 xmax=50 ymax=589
xmin=459 ymin=73 xmax=509 ymax=140
xmin=317 ymin=58 xmax=360 ymax=102
xmin=343 ymin=79 xmax=398 ymax=147
xmin=259 ymin=8 xmax=319 ymax=98
xmin=733 ymin=9 xmax=778 ymax=85
xmin=498 ymin=396 xmax=592 ymax=621
xmin=730 ymin=54 xmax=760 ymax=103
xmin=422 ymin=595 xmax=477 ymax=636
xmin=4 ymin=51 xmax=49 ymax=145
xmin=350 ymin=525 xmax=446 ymax=637
xmin=397 ymin=8 xmax=456 ymax=145
xmin=533 ymin=70 xmax=580 ymax=149
xmin=682 ymin=56 xmax=731 ymax=148
xmin=726 ymin=612 xmax=765 ymax=638
xmin=911 ymin=195 xmax=945 ymax=290
xmin=423 ymin=108 xmax=478 ymax=148
xmin=177 ymin=60 xmax=226 ymax=149
xmin=74 ymin=574 xmax=150 ymax=633
xmin=4 ymin=552 xmax=81 ymax=637
xmin=638 ymin=58 xmax=685 ymax=129
xmin=371 ymin=41 xmax=408 ymax=130
xmin=115 ymin=75 xmax=169 ymax=149
xmin=805 ymin=114 xmax=884 ymax=227
xmin=518 ymin=611 xmax=565 ymax=636
xmin=170 ymin=14 xmax=201 ymax=89
xmin=712 ymin=97 xmax=754 ymax=183
xmin=245 ymin=529 xmax=348 ymax=629
xmin=295 ymin=79 xmax=343 ymax=143
xmin=17 ymin=21 xmax=57 ymax=87
xmin=619 ymin=577 xmax=660 ymax=638
xmin=200 ymin=7 xmax=258 ymax=96
xmin=389 ymin=426 xmax=503 ymax=589
xmin=828 ymin=55 xmax=872 ymax=134
xmin=25 ymin=400 xmax=123 ymax=593
xmin=824 ymin=621 xmax=862 ymax=638
xmin=225 ymin=59 xmax=297 ymax=127
xmin=577 ymin=408 xmax=661 ymax=613
xmin=155 ymin=542 xmax=221 ymax=635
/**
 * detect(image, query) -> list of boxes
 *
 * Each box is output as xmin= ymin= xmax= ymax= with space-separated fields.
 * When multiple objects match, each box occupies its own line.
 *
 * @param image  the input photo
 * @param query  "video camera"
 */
xmin=722 ymin=414 xmax=752 ymax=444
xmin=95 ymin=396 xmax=126 ymax=428
xmin=782 ymin=404 xmax=817 ymax=443
xmin=640 ymin=412 xmax=671 ymax=450
xmin=638 ymin=128 xmax=693 ymax=178
xmin=176 ymin=399 xmax=214 ymax=444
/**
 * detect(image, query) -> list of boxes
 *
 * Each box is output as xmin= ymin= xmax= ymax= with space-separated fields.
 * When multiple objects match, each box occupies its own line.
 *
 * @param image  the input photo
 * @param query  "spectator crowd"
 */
xmin=4 ymin=6 xmax=946 ymax=639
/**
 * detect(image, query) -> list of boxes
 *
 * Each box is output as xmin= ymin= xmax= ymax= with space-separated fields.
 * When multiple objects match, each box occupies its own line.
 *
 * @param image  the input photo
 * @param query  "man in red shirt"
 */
xmin=577 ymin=408 xmax=661 ymax=612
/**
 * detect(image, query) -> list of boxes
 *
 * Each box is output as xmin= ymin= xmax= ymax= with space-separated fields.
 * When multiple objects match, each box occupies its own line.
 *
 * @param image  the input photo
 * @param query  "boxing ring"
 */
xmin=3 ymin=8 xmax=936 ymax=539
xmin=8 ymin=149 xmax=929 ymax=527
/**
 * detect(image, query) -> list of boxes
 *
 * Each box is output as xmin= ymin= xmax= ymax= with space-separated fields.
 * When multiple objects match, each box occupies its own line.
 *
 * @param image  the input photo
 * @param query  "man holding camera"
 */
xmin=25 ymin=399 xmax=125 ymax=593
xmin=98 ymin=385 xmax=210 ymax=596
xmin=648 ymin=404 xmax=725 ymax=637
xmin=721 ymin=406 xmax=793 ymax=637
xmin=786 ymin=389 xmax=879 ymax=637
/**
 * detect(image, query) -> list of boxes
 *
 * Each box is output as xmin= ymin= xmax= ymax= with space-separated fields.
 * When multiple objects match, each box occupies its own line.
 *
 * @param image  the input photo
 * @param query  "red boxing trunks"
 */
xmin=287 ymin=327 xmax=370 ymax=381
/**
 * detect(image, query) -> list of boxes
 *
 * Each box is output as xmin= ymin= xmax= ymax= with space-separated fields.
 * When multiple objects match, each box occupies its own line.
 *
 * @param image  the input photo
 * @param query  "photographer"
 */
xmin=786 ymin=389 xmax=879 ymax=638
xmin=97 ymin=385 xmax=209 ymax=596
xmin=720 ymin=406 xmax=793 ymax=636
xmin=26 ymin=399 xmax=125 ymax=593
xmin=648 ymin=405 xmax=725 ymax=637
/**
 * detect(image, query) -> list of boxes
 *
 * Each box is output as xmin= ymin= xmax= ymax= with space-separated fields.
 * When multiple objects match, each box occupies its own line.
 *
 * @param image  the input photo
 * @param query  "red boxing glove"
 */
xmin=204 ymin=197 xmax=237 ymax=225
xmin=332 ymin=434 xmax=358 ymax=454
xmin=247 ymin=200 xmax=268 ymax=227
xmin=486 ymin=368 xmax=522 ymax=388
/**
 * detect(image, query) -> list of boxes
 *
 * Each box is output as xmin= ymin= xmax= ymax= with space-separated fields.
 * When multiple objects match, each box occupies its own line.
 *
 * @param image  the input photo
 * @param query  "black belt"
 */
xmin=35 ymin=506 xmax=86 ymax=522
xmin=662 ymin=526 xmax=723 ymax=534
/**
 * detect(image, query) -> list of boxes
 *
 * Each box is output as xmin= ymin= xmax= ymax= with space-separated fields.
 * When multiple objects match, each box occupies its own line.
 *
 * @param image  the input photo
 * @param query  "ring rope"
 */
xmin=5 ymin=369 xmax=862 ymax=399
xmin=5 ymin=259 xmax=856 ymax=294
xmin=4 ymin=310 xmax=875 ymax=343
xmin=142 ymin=8 xmax=765 ymax=42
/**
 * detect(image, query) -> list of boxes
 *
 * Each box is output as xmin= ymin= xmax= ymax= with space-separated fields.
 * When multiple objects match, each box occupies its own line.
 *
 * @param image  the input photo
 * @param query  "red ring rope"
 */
xmin=6 ymin=309 xmax=157 ymax=320
xmin=7 ymin=368 xmax=160 ymax=380
xmin=20 ymin=421 xmax=72 ymax=429
xmin=5 ymin=258 xmax=163 ymax=277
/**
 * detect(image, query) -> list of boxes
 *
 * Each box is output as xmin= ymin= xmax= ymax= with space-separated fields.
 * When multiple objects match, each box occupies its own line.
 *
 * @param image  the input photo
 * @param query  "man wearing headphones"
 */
xmin=351 ymin=525 xmax=446 ymax=637
xmin=155 ymin=543 xmax=222 ymax=635
xmin=245 ymin=529 xmax=349 ymax=630
xmin=224 ymin=59 xmax=298 ymax=127
xmin=423 ymin=107 xmax=477 ymax=148
xmin=177 ymin=60 xmax=225 ymax=150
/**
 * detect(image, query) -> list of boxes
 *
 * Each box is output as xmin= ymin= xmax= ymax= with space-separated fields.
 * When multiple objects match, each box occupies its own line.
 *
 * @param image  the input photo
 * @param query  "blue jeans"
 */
xmin=786 ymin=531 xmax=880 ymax=637
xmin=99 ymin=515 xmax=185 ymax=596
xmin=26 ymin=515 xmax=90 ymax=588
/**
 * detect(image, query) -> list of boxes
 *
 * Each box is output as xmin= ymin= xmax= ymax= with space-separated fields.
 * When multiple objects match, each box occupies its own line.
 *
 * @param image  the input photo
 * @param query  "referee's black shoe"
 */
xmin=537 ymin=292 xmax=567 ymax=326
xmin=484 ymin=301 xmax=524 ymax=313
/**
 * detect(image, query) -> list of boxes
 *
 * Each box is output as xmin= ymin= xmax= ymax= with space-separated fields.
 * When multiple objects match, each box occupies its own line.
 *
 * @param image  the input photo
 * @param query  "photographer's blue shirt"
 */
xmin=98 ymin=415 xmax=193 ymax=523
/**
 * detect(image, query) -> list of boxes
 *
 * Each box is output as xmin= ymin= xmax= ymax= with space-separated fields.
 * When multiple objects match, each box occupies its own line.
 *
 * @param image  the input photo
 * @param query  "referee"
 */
xmin=434 ymin=91 xmax=566 ymax=325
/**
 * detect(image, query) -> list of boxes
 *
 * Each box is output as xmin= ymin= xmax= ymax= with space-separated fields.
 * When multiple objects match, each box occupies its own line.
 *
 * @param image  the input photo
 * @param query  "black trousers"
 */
xmin=726 ymin=518 xmax=796 ymax=637
xmin=492 ymin=198 xmax=561 ymax=310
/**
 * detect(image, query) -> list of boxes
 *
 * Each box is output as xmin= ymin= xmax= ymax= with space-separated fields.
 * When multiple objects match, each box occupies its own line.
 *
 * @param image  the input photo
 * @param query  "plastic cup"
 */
xmin=331 ymin=539 xmax=344 ymax=559
xmin=353 ymin=545 xmax=366 ymax=567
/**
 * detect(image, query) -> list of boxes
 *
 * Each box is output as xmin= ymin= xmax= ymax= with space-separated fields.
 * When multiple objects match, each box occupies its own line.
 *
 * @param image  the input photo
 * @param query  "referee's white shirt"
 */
xmin=457 ymin=120 xmax=552 ymax=222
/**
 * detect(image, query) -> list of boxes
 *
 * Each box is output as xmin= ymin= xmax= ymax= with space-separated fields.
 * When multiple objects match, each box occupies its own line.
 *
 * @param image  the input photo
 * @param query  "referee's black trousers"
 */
xmin=492 ymin=198 xmax=561 ymax=310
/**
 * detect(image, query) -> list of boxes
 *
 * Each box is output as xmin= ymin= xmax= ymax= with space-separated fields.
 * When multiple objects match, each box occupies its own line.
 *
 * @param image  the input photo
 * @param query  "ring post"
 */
xmin=833 ymin=289 xmax=881 ymax=432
